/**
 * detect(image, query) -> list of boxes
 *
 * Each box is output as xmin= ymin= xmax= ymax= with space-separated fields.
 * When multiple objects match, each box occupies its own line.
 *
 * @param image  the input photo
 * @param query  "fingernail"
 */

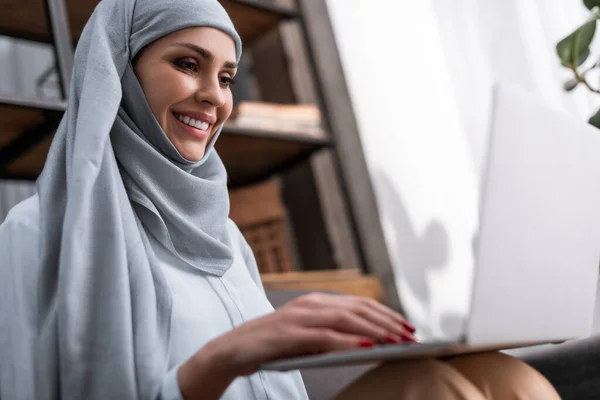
xmin=358 ymin=339 xmax=375 ymax=348
xmin=402 ymin=321 xmax=417 ymax=333
xmin=400 ymin=331 xmax=420 ymax=343
xmin=385 ymin=334 xmax=402 ymax=344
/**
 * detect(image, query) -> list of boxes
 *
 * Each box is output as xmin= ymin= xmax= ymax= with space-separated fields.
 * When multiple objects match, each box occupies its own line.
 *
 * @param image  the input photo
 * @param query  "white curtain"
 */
xmin=326 ymin=0 xmax=600 ymax=339
xmin=433 ymin=0 xmax=599 ymax=173
xmin=430 ymin=0 xmax=600 ymax=337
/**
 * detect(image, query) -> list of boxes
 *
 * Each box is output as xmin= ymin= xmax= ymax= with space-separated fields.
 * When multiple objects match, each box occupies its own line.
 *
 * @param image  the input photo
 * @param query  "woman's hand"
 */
xmin=178 ymin=293 xmax=417 ymax=400
xmin=221 ymin=292 xmax=417 ymax=375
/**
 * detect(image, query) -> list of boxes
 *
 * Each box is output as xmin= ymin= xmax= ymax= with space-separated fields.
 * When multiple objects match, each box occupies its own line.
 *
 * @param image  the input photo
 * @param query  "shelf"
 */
xmin=4 ymin=135 xmax=54 ymax=180
xmin=0 ymin=102 xmax=46 ymax=148
xmin=1 ymin=0 xmax=296 ymax=46
xmin=221 ymin=0 xmax=297 ymax=44
xmin=0 ymin=100 xmax=330 ymax=184
xmin=0 ymin=93 xmax=66 ymax=112
xmin=0 ymin=94 xmax=64 ymax=151
xmin=0 ymin=96 xmax=64 ymax=179
xmin=261 ymin=269 xmax=385 ymax=302
xmin=218 ymin=124 xmax=329 ymax=187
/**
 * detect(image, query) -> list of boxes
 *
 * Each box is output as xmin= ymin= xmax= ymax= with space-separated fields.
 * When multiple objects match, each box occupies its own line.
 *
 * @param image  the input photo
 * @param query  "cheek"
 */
xmin=218 ymin=92 xmax=234 ymax=122
xmin=141 ymin=69 xmax=196 ymax=118
xmin=140 ymin=80 xmax=171 ymax=120
xmin=209 ymin=94 xmax=233 ymax=141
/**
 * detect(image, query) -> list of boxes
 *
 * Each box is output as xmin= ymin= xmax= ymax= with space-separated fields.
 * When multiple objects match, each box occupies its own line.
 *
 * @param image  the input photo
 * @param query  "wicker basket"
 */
xmin=229 ymin=179 xmax=294 ymax=273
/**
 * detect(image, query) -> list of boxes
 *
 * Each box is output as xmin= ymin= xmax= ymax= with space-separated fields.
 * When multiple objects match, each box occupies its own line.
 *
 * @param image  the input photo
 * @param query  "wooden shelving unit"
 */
xmin=218 ymin=124 xmax=329 ymax=187
xmin=0 ymin=97 xmax=64 ymax=177
xmin=0 ymin=0 xmax=324 ymax=186
xmin=261 ymin=269 xmax=385 ymax=302
xmin=1 ymin=0 xmax=296 ymax=45
xmin=0 ymin=0 xmax=402 ymax=309
xmin=0 ymin=98 xmax=330 ymax=183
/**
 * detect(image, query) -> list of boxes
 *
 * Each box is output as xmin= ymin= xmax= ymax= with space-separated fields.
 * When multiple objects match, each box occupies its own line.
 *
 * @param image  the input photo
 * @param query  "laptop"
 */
xmin=261 ymin=82 xmax=600 ymax=371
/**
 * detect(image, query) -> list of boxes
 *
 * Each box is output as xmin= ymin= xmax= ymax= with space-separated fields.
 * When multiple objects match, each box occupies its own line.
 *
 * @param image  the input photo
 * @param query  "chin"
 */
xmin=178 ymin=146 xmax=206 ymax=162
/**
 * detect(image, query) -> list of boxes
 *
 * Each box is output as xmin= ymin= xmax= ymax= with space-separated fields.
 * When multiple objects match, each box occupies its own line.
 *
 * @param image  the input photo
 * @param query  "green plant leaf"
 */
xmin=556 ymin=19 xmax=597 ymax=67
xmin=584 ymin=0 xmax=600 ymax=10
xmin=588 ymin=107 xmax=600 ymax=129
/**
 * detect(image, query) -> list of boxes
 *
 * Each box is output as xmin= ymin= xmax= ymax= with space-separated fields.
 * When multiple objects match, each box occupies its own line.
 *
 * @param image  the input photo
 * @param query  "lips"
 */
xmin=172 ymin=111 xmax=211 ymax=140
xmin=174 ymin=112 xmax=210 ymax=130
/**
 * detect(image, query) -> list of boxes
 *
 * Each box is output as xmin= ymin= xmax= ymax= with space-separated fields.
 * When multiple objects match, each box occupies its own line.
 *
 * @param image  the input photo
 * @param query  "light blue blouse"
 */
xmin=0 ymin=195 xmax=308 ymax=400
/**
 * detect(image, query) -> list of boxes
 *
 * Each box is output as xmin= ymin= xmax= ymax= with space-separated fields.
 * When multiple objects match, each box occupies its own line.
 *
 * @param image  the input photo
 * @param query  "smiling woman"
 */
xmin=134 ymin=27 xmax=238 ymax=161
xmin=0 ymin=0 xmax=562 ymax=399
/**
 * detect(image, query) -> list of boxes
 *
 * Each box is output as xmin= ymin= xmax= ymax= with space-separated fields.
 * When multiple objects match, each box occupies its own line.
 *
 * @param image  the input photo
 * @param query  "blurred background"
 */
xmin=1 ymin=0 xmax=599 ymax=341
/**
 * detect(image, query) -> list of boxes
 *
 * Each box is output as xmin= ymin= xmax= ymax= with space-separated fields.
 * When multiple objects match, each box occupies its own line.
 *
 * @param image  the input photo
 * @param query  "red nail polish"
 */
xmin=400 ymin=331 xmax=419 ymax=343
xmin=402 ymin=321 xmax=417 ymax=333
xmin=358 ymin=339 xmax=375 ymax=348
xmin=385 ymin=334 xmax=401 ymax=344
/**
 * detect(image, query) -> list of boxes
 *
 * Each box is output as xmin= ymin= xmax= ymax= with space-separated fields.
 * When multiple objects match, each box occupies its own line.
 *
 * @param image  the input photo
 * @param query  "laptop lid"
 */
xmin=466 ymin=83 xmax=600 ymax=346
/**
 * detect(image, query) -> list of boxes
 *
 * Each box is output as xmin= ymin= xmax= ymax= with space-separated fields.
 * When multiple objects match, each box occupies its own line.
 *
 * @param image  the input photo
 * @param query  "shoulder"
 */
xmin=1 ymin=194 xmax=40 ymax=233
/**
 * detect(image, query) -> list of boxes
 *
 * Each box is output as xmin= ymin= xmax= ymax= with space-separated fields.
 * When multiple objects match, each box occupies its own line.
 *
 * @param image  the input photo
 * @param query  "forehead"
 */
xmin=154 ymin=26 xmax=237 ymax=61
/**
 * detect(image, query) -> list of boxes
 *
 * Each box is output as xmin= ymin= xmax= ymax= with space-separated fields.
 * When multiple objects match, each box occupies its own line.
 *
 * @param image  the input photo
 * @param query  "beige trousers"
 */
xmin=334 ymin=352 xmax=560 ymax=400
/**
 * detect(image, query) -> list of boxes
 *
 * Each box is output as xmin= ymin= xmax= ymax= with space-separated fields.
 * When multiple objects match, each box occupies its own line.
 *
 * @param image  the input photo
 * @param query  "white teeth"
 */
xmin=176 ymin=113 xmax=210 ymax=131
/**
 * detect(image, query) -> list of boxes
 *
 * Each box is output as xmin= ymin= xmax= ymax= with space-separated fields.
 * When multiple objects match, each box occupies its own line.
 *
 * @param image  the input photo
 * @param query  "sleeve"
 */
xmin=0 ymin=202 xmax=186 ymax=400
xmin=0 ymin=214 xmax=41 ymax=399
xmin=158 ymin=367 xmax=184 ymax=400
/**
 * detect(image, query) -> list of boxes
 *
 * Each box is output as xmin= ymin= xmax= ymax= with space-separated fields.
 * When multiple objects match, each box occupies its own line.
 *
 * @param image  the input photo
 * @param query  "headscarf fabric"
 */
xmin=34 ymin=0 xmax=242 ymax=398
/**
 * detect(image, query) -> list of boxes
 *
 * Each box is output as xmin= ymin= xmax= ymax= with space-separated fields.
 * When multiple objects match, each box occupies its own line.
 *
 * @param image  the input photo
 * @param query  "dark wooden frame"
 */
xmin=293 ymin=0 xmax=402 ymax=311
xmin=44 ymin=0 xmax=73 ymax=97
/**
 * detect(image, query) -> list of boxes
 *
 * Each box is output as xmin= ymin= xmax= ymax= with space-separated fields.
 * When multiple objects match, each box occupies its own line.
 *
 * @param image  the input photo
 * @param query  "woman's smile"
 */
xmin=172 ymin=111 xmax=215 ymax=140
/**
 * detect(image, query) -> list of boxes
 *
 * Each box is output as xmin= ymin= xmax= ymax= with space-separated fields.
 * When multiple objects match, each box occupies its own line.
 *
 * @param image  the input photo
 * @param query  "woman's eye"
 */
xmin=219 ymin=76 xmax=236 ymax=88
xmin=174 ymin=59 xmax=198 ymax=73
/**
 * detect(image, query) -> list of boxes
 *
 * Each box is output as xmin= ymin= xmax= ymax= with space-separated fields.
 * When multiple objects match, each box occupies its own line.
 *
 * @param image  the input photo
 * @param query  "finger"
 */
xmin=295 ymin=328 xmax=377 ymax=354
xmin=289 ymin=293 xmax=418 ymax=342
xmin=355 ymin=296 xmax=417 ymax=333
xmin=349 ymin=303 xmax=418 ymax=343
xmin=259 ymin=327 xmax=375 ymax=362
xmin=351 ymin=299 xmax=419 ymax=341
xmin=290 ymin=307 xmax=389 ymax=343
xmin=319 ymin=295 xmax=417 ymax=341
xmin=300 ymin=293 xmax=415 ymax=333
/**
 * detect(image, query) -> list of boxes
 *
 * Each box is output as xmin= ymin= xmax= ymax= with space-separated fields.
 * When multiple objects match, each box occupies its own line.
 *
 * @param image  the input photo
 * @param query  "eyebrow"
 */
xmin=171 ymin=42 xmax=238 ymax=69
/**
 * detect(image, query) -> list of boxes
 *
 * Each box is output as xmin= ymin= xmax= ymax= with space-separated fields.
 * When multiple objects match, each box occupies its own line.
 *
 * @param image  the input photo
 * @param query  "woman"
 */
xmin=0 ymin=0 xmax=560 ymax=399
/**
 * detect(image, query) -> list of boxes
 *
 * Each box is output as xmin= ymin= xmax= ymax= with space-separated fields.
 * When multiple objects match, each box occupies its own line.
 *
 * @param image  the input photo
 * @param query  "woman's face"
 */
xmin=134 ymin=27 xmax=238 ymax=161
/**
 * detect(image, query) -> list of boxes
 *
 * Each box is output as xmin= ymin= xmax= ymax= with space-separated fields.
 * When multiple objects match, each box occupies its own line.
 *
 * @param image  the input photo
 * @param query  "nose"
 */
xmin=194 ymin=75 xmax=226 ymax=108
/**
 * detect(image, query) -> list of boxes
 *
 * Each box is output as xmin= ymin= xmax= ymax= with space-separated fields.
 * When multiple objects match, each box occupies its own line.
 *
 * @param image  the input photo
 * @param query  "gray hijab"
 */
xmin=34 ymin=0 xmax=242 ymax=398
